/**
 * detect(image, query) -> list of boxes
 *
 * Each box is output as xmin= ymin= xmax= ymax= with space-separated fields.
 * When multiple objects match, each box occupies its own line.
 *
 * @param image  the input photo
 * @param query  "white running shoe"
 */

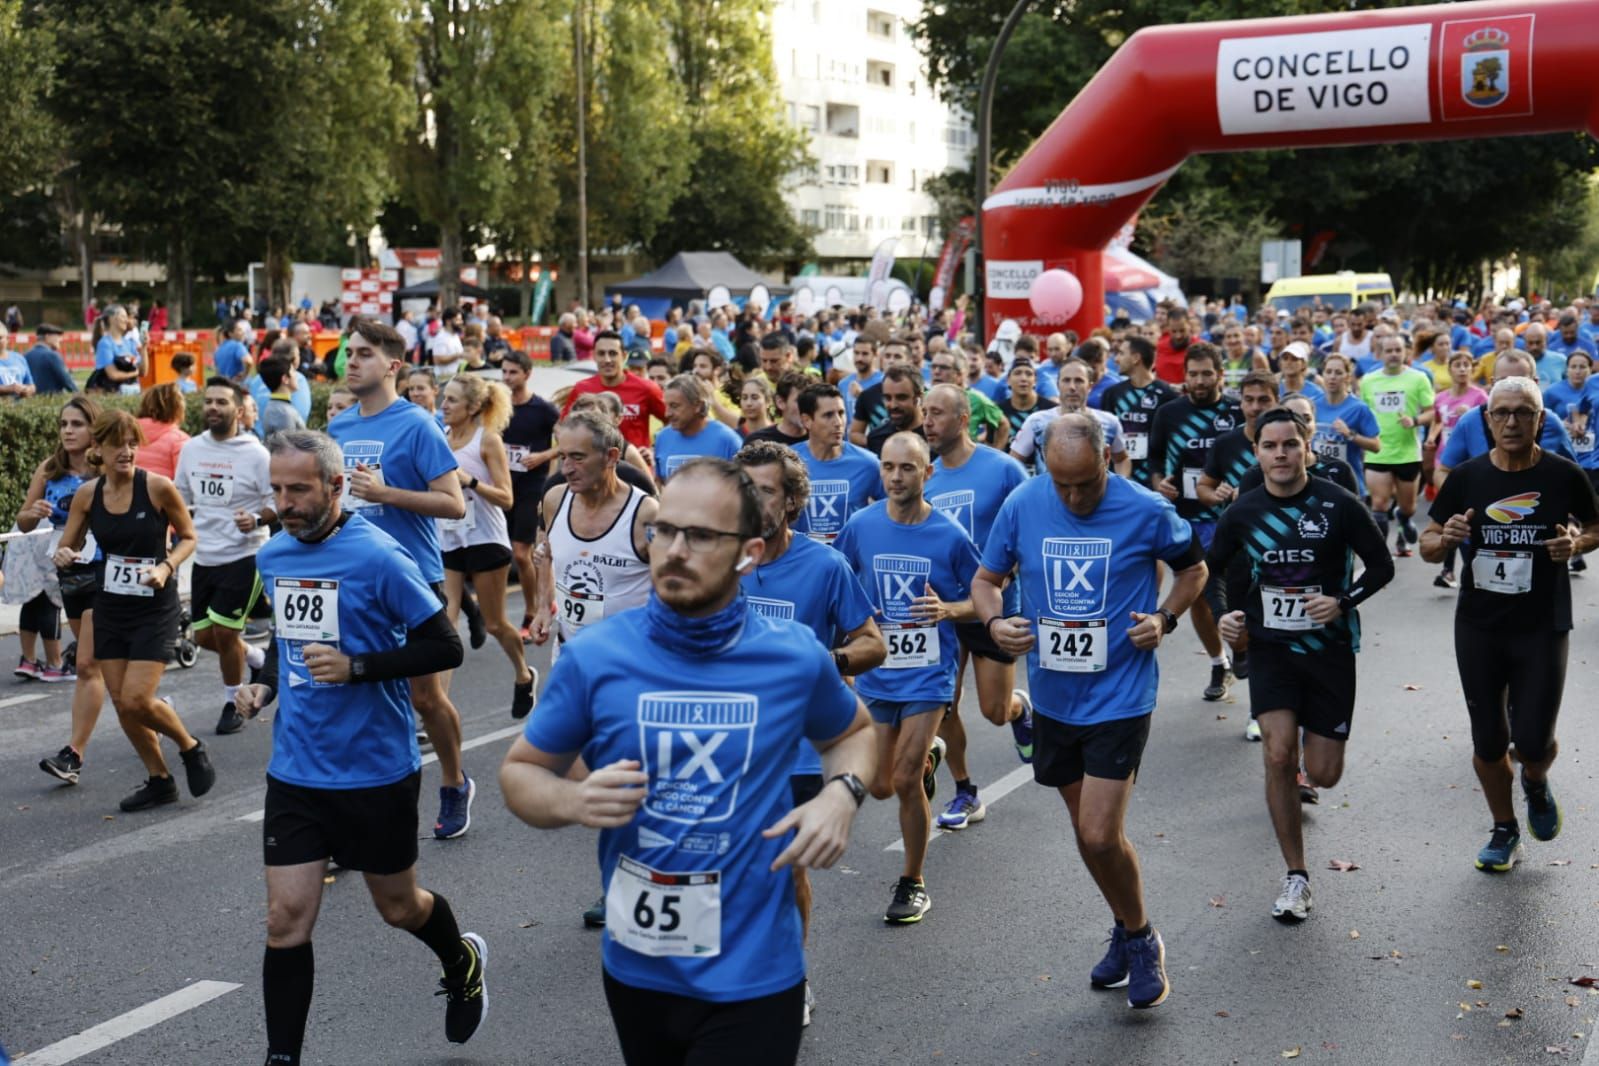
xmin=1244 ymin=719 xmax=1262 ymax=742
xmin=802 ymin=980 xmax=815 ymax=1027
xmin=1271 ymin=872 xmax=1312 ymax=923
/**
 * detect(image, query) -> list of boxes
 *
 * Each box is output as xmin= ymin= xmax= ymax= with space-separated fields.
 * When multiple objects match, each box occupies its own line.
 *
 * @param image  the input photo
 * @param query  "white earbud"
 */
xmin=735 ymin=556 xmax=755 ymax=572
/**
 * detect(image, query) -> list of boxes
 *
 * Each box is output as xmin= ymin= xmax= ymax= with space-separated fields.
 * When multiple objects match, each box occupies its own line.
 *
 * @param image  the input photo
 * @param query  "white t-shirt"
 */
xmin=430 ymin=328 xmax=464 ymax=378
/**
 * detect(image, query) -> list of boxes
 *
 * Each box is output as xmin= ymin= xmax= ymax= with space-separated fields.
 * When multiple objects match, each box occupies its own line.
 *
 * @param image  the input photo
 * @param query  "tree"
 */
xmin=0 ymin=0 xmax=56 ymax=200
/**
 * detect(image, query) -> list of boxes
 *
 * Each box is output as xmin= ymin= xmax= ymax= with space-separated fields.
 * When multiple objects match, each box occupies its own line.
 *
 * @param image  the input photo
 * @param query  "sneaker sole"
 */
xmin=1527 ymin=799 xmax=1562 ymax=842
xmin=884 ymin=907 xmax=930 ymax=925
xmin=216 ymin=719 xmax=244 ymax=736
xmin=937 ymin=804 xmax=987 ymax=831
xmin=40 ymin=760 xmax=80 ymax=785
xmin=449 ymin=932 xmax=488 ymax=1044
xmin=1128 ymin=944 xmax=1170 ymax=1008
xmin=1475 ymin=850 xmax=1520 ymax=873
xmin=1271 ymin=907 xmax=1310 ymax=923
xmin=1091 ymin=975 xmax=1130 ymax=990
xmin=120 ymin=791 xmax=179 ymax=812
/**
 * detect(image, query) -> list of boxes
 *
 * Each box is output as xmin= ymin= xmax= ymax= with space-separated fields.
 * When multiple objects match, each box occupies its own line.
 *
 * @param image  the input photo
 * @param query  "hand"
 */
xmin=529 ymin=613 xmax=550 ymax=646
xmin=52 ymin=545 xmax=78 ymax=569
xmin=763 ymin=782 xmax=857 ymax=870
xmin=909 ymin=582 xmax=949 ymax=623
xmin=1214 ymin=483 xmax=1236 ymax=504
xmin=1303 ymin=594 xmax=1343 ymax=624
xmin=567 ymin=758 xmax=649 ymax=828
xmin=1544 ymin=522 xmax=1581 ymax=563
xmin=1125 ymin=611 xmax=1164 ymax=651
xmin=347 ymin=462 xmax=385 ymax=503
xmin=25 ymin=498 xmax=54 ymax=522
xmin=1399 ymin=415 xmax=1415 ymax=429
xmin=518 ymin=451 xmax=539 ymax=471
xmin=989 ymin=616 xmax=1035 ymax=656
xmin=1332 ymin=418 xmax=1351 ymax=437
xmin=1218 ymin=609 xmax=1247 ymax=645
xmin=140 ymin=561 xmax=172 ymax=589
xmin=233 ymin=510 xmax=258 ymax=533
xmin=235 ymin=683 xmax=272 ymax=718
xmin=1154 ymin=476 xmax=1178 ymax=501
xmin=301 ymin=643 xmax=352 ymax=684
xmin=1440 ymin=508 xmax=1474 ymax=549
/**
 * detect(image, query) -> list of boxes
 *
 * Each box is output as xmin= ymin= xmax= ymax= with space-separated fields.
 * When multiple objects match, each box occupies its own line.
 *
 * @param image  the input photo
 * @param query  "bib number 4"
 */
xmin=1472 ymin=550 xmax=1532 ymax=595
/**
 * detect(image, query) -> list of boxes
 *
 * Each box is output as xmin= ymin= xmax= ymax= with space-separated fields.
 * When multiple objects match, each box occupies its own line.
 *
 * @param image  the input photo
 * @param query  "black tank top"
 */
xmin=90 ymin=470 xmax=177 ymax=605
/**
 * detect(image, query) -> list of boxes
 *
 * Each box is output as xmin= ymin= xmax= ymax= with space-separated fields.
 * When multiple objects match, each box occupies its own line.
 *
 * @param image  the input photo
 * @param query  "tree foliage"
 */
xmin=0 ymin=0 xmax=56 ymax=200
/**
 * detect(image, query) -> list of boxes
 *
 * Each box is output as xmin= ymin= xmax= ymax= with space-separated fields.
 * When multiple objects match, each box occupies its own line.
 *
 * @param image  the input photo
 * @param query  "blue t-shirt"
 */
xmin=981 ymin=475 xmax=1194 ymax=725
xmin=327 ymin=398 xmax=458 ymax=583
xmin=742 ymin=534 xmax=875 ymax=775
xmin=257 ymin=514 xmax=442 ymax=789
xmin=653 ymin=419 xmax=743 ymax=480
xmin=1544 ymin=379 xmax=1599 ymax=420
xmin=0 ymin=351 xmax=34 ymax=390
xmin=93 ymin=335 xmax=138 ymax=369
xmin=839 ymin=370 xmax=882 ymax=422
xmin=832 ymin=501 xmax=980 ymax=704
xmin=1035 ymin=363 xmax=1060 ymax=400
xmin=524 ymin=606 xmax=857 ymax=1002
xmin=791 ymin=441 xmax=882 ymax=543
xmin=212 ymin=338 xmax=250 ymax=380
xmin=1312 ymin=394 xmax=1381 ymax=490
xmin=1438 ymin=404 xmax=1577 ymax=468
xmin=1282 ymin=378 xmax=1326 ymax=403
xmin=928 ymin=445 xmax=1027 ymax=614
xmin=1547 ymin=333 xmax=1597 ymax=359
xmin=1086 ymin=368 xmax=1121 ymax=409
xmin=1534 ymin=352 xmax=1569 ymax=390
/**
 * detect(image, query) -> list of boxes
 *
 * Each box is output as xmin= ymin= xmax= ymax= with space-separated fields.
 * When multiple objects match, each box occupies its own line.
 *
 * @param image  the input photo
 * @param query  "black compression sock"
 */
xmin=1521 ymin=773 xmax=1549 ymax=798
xmin=955 ymin=778 xmax=975 ymax=795
xmin=1288 ymin=869 xmax=1309 ymax=882
xmin=263 ymin=942 xmax=314 ymax=1064
xmin=1494 ymin=819 xmax=1520 ymax=833
xmin=1125 ymin=923 xmax=1152 ymax=939
xmin=411 ymin=892 xmax=467 ymax=975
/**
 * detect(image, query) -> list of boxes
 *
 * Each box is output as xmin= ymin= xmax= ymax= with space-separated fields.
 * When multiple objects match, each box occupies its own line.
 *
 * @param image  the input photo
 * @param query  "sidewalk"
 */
xmin=0 ymin=560 xmax=194 ymax=636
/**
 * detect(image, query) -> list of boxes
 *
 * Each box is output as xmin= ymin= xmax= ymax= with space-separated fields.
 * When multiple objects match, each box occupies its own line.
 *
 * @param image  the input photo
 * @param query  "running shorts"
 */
xmin=1032 ymin=712 xmax=1151 ymax=787
xmin=1245 ymin=641 xmax=1356 ymax=741
xmin=442 ymin=543 xmax=513 ymax=574
xmin=954 ymin=620 xmax=1017 ymax=664
xmin=1365 ymin=460 xmax=1422 ymax=481
xmin=263 ymin=771 xmax=422 ymax=874
xmin=190 ymin=557 xmax=263 ymax=631
xmin=1453 ymin=619 xmax=1568 ymax=764
xmin=601 ymin=970 xmax=804 ymax=1066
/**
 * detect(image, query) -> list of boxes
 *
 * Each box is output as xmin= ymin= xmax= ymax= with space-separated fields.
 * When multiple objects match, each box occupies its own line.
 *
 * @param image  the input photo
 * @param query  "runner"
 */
xmin=1149 ymin=342 xmax=1242 ymax=700
xmin=928 ymin=348 xmax=1008 ymax=449
xmin=737 ymin=376 xmax=775 ymax=438
xmin=500 ymin=351 xmax=560 ymax=642
xmin=233 ymin=429 xmax=485 ymax=1064
xmin=1310 ymin=353 xmax=1381 ymax=498
xmin=850 ymin=334 xmax=911 ymax=448
xmin=174 ymin=376 xmax=274 ymax=735
xmin=998 ymin=360 xmax=1057 ymax=442
xmin=864 ymin=366 xmax=927 ymax=456
xmin=1237 ymin=394 xmax=1361 ymax=497
xmin=1422 ymin=350 xmax=1490 ymax=586
xmin=501 ymin=458 xmax=875 ymax=1065
xmin=973 ymin=412 xmax=1207 ymax=1009
xmin=560 ymin=330 xmax=668 ymax=451
xmin=1276 ymin=342 xmax=1325 ymax=402
xmin=744 ymin=371 xmax=811 ymax=448
xmin=326 ymin=317 xmax=476 ymax=839
xmin=1207 ymin=407 xmax=1393 ymax=921
xmin=792 ymin=384 xmax=881 ymax=544
xmin=839 ymin=334 xmax=882 ymax=424
xmin=1012 ymin=359 xmax=1129 ymax=477
xmin=51 ymin=410 xmax=217 ymax=811
xmin=923 ymin=384 xmax=1032 ymax=831
xmin=652 ymin=374 xmax=744 ymax=479
xmin=1359 ymin=332 xmax=1435 ymax=556
xmin=735 ymin=439 xmax=885 ymax=1027
xmin=1099 ymin=336 xmax=1178 ymax=490
xmin=833 ymin=432 xmax=981 ymax=923
xmin=438 ymin=375 xmax=538 ymax=718
xmin=1434 ymin=349 xmax=1578 ymax=477
xmin=1420 ymin=378 xmax=1599 ymax=872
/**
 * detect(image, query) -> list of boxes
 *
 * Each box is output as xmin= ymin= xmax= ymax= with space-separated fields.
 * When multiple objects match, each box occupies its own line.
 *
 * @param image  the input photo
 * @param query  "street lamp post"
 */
xmin=974 ymin=0 xmax=1039 ymax=335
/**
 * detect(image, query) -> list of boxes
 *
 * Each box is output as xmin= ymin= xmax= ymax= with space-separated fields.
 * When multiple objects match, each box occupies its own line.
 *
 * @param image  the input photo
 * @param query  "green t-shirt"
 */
xmin=1360 ymin=367 xmax=1434 ymax=464
xmin=967 ymin=388 xmax=1005 ymax=441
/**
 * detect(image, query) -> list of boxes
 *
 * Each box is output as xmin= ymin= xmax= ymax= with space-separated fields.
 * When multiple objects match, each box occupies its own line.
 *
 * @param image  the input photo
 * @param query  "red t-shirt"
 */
xmin=561 ymin=373 xmax=666 ymax=449
xmin=1154 ymin=335 xmax=1188 ymax=385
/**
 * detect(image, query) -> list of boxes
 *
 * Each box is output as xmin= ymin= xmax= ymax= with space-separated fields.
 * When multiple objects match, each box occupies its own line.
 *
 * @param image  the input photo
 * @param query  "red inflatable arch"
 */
xmin=981 ymin=0 xmax=1599 ymax=340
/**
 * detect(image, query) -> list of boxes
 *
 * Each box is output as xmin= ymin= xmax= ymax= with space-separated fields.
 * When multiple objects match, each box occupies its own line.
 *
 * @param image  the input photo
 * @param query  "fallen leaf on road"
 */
xmin=1459 ymin=1002 xmax=1473 ymax=1012
xmin=1566 ymin=996 xmax=1580 ymax=1008
xmin=1209 ymin=896 xmax=1226 ymax=908
xmin=1476 ymin=1001 xmax=1489 ymax=1008
xmin=1451 ymin=1034 xmax=1466 ymax=1041
xmin=1038 ymin=974 xmax=1051 ymax=981
xmin=1506 ymin=1008 xmax=1525 ymax=1019
xmin=1497 ymin=945 xmax=1510 ymax=953
xmin=15 ymin=805 xmax=28 ymax=811
xmin=1349 ymin=929 xmax=1360 ymax=939
xmin=1548 ymin=859 xmax=1571 ymax=867
xmin=1282 ymin=1049 xmax=1301 ymax=1059
xmin=1403 ymin=683 xmax=1422 ymax=690
xmin=1323 ymin=1042 xmax=1340 ymax=1051
xmin=1546 ymin=1046 xmax=1570 ymax=1056
xmin=1328 ymin=859 xmax=1360 ymax=872
xmin=1216 ymin=714 xmax=1227 ymax=720
xmin=1572 ymin=977 xmax=1599 ymax=988
xmin=1215 ymin=1010 xmax=1230 ymax=1017
xmin=102 ymin=815 xmax=114 ymax=820
xmin=1467 ymin=979 xmax=1484 ymax=990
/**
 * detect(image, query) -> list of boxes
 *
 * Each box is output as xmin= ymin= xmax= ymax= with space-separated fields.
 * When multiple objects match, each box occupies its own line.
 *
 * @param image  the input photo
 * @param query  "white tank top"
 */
xmin=548 ymin=483 xmax=651 ymax=641
xmin=440 ymin=426 xmax=511 ymax=552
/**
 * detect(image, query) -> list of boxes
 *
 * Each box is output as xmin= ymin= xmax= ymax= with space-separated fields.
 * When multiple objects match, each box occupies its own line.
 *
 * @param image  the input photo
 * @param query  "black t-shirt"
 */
xmin=999 ymin=395 xmax=1056 ymax=438
xmin=1099 ymin=378 xmax=1179 ymax=486
xmin=1238 ymin=457 xmax=1359 ymax=498
xmin=1149 ymin=395 xmax=1242 ymax=521
xmin=853 ymin=382 xmax=888 ymax=431
xmin=743 ymin=424 xmax=808 ymax=448
xmin=1430 ymin=451 xmax=1599 ymax=631
xmin=866 ymin=420 xmax=926 ymax=456
xmin=1207 ymin=479 xmax=1392 ymax=650
xmin=504 ymin=392 xmax=561 ymax=485
xmin=1203 ymin=427 xmax=1258 ymax=490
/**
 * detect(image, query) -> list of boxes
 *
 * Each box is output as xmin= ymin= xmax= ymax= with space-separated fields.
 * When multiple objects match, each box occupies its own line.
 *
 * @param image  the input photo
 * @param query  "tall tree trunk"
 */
xmin=440 ymin=217 xmax=463 ymax=311
xmin=75 ymin=214 xmax=93 ymax=318
xmin=520 ymin=249 xmax=534 ymax=323
xmin=266 ymin=237 xmax=292 ymax=317
xmin=165 ymin=238 xmax=185 ymax=330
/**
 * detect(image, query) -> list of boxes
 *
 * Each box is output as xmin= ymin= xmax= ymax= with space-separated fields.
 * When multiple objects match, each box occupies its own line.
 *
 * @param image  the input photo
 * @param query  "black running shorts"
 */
xmin=263 ymin=771 xmax=421 ymax=874
xmin=1453 ymin=619 xmax=1568 ymax=764
xmin=1246 ymin=641 xmax=1357 ymax=742
xmin=1364 ymin=460 xmax=1422 ymax=481
xmin=190 ymin=557 xmax=263 ymax=632
xmin=442 ymin=543 xmax=513 ymax=574
xmin=1032 ymin=713 xmax=1151 ymax=787
xmin=508 ymin=484 xmax=543 ymax=544
xmin=954 ymin=620 xmax=1017 ymax=664
xmin=602 ymin=970 xmax=804 ymax=1066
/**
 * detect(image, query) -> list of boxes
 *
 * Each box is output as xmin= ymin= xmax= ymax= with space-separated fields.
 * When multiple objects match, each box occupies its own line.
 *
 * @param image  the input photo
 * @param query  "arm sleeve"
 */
xmin=829 ymin=558 xmax=876 ymax=637
xmin=350 ymin=609 xmax=463 ymax=682
xmin=1148 ymin=407 xmax=1172 ymax=479
xmin=417 ymin=418 xmax=459 ymax=482
xmin=1202 ymin=511 xmax=1239 ymax=613
xmin=1155 ymin=498 xmax=1203 ymax=567
xmin=1340 ymin=495 xmax=1395 ymax=609
xmin=1354 ymin=404 xmax=1379 ymax=438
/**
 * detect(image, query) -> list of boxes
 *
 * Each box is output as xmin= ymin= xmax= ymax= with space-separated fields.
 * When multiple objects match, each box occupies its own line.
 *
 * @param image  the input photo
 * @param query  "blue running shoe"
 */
xmin=435 ymin=774 xmax=475 ymax=839
xmin=937 ymin=789 xmax=986 ymax=830
xmin=1475 ymin=824 xmax=1521 ymax=872
xmin=1125 ymin=927 xmax=1169 ymax=1008
xmin=1089 ymin=925 xmax=1129 ymax=990
xmin=1010 ymin=689 xmax=1035 ymax=764
xmin=1524 ymin=775 xmax=1562 ymax=842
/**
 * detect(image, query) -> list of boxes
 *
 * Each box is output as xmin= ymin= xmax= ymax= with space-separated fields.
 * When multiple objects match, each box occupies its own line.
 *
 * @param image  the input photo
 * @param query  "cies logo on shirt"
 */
xmin=638 ymin=692 xmax=758 ymax=825
xmin=1439 ymin=15 xmax=1533 ymax=122
xmin=1484 ymin=492 xmax=1540 ymax=524
xmin=1043 ymin=538 xmax=1111 ymax=616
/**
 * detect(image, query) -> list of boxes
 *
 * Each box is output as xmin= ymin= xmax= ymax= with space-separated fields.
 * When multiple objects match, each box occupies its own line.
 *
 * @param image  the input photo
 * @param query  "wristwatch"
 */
xmin=827 ymin=772 xmax=867 ymax=808
xmin=1156 ymin=608 xmax=1179 ymax=634
xmin=832 ymin=649 xmax=848 ymax=673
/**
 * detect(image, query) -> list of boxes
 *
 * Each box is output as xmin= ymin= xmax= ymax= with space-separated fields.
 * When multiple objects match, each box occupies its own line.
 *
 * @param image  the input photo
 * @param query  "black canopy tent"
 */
xmin=390 ymin=278 xmax=492 ymax=302
xmin=605 ymin=252 xmax=771 ymax=317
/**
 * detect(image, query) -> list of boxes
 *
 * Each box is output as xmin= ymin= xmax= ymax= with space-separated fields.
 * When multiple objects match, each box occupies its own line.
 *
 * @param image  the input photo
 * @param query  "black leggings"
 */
xmin=1454 ymin=619 xmax=1568 ymax=764
xmin=19 ymin=593 xmax=61 ymax=641
xmin=602 ymin=970 xmax=804 ymax=1066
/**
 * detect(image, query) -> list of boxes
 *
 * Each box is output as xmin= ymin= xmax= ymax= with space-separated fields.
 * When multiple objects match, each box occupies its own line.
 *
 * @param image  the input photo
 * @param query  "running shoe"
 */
xmin=1271 ymin=872 xmax=1313 ymax=922
xmin=37 ymin=663 xmax=74 ymax=683
xmin=802 ymin=981 xmax=815 ymax=1028
xmin=179 ymin=738 xmax=216 ymax=797
xmin=1010 ymin=688 xmax=1035 ymax=763
xmin=1394 ymin=543 xmax=1413 ymax=558
xmin=1231 ymin=649 xmax=1249 ymax=680
xmin=1090 ymin=924 xmax=1130 ymax=989
xmin=1433 ymin=570 xmax=1458 ymax=589
xmin=418 ymin=728 xmax=435 ymax=753
xmin=120 ymin=774 xmax=179 ymax=812
xmin=244 ymin=621 xmax=272 ymax=641
xmin=937 ymin=789 xmax=986 ymax=830
xmin=884 ymin=877 xmax=931 ymax=924
xmin=1297 ymin=771 xmax=1319 ymax=804
xmin=61 ymin=641 xmax=76 ymax=675
xmin=1244 ymin=718 xmax=1262 ymax=742
xmin=464 ymin=597 xmax=487 ymax=650
xmin=1203 ymin=664 xmax=1232 ymax=702
xmin=437 ymin=932 xmax=488 ymax=1044
xmin=13 ymin=658 xmax=40 ymax=681
xmin=40 ymin=745 xmax=83 ymax=785
xmin=1523 ymin=775 xmax=1562 ymax=842
xmin=582 ymin=896 xmax=606 ymax=928
xmin=1572 ymin=555 xmax=1588 ymax=573
xmin=1475 ymin=824 xmax=1521 ymax=872
xmin=216 ymin=702 xmax=245 ymax=736
xmin=510 ymin=668 xmax=538 ymax=720
xmin=1399 ymin=515 xmax=1418 ymax=544
xmin=435 ymin=775 xmax=476 ymax=839
xmin=1124 ymin=928 xmax=1170 ymax=1009
xmin=922 ymin=737 xmax=946 ymax=802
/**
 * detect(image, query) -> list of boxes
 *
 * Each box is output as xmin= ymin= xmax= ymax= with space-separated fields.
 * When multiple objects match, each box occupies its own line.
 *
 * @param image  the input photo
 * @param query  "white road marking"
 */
xmin=18 ymin=980 xmax=241 ymax=1064
xmin=237 ymin=723 xmax=525 ymax=822
xmin=0 ymin=692 xmax=51 ymax=710
xmin=886 ymin=763 xmax=1034 ymax=852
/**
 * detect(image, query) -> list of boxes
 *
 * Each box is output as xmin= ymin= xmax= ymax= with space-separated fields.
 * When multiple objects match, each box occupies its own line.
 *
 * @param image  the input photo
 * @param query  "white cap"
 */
xmin=1281 ymin=341 xmax=1312 ymax=361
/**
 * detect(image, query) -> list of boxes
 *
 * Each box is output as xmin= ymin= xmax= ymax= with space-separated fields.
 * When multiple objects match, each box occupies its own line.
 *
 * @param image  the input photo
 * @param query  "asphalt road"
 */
xmin=1 ymin=559 xmax=1596 ymax=1066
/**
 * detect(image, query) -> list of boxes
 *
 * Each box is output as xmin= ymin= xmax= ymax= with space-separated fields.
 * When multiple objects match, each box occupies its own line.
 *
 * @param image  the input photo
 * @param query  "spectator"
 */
xmin=0 ymin=323 xmax=37 ymax=401
xmin=22 ymin=324 xmax=76 ymax=395
xmin=257 ymin=357 xmax=306 ymax=440
xmin=133 ymin=383 xmax=190 ymax=478
xmin=89 ymin=304 xmax=141 ymax=393
xmin=148 ymin=301 xmax=168 ymax=332
xmin=550 ymin=312 xmax=576 ymax=363
xmin=572 ymin=307 xmax=596 ymax=362
xmin=430 ymin=305 xmax=465 ymax=379
xmin=171 ymin=352 xmax=199 ymax=394
xmin=289 ymin=321 xmax=318 ymax=375
xmin=212 ymin=318 xmax=254 ymax=383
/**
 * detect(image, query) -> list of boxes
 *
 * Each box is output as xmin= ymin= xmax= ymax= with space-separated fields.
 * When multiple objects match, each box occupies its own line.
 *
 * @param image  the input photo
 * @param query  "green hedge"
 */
xmin=0 ymin=384 xmax=335 ymax=529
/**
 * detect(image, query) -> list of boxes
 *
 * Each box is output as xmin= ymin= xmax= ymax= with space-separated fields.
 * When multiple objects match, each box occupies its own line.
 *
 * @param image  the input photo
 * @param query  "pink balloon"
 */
xmin=1028 ymin=268 xmax=1083 ymax=321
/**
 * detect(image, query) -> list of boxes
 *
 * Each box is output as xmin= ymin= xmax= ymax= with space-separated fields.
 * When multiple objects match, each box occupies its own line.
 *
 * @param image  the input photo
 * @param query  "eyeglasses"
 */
xmin=644 ymin=521 xmax=745 ymax=552
xmin=1486 ymin=408 xmax=1539 ymax=424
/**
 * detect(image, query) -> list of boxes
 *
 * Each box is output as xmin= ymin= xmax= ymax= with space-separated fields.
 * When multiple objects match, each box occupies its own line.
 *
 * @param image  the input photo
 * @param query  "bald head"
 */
xmin=882 ymin=431 xmax=931 ymax=467
xmin=1042 ymin=413 xmax=1110 ymax=516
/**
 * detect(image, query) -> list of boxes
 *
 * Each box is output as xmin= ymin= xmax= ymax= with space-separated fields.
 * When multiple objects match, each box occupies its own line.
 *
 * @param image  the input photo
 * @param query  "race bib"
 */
xmin=188 ymin=470 xmax=235 ymax=507
xmin=341 ymin=462 xmax=384 ymax=511
xmin=273 ymin=579 xmax=341 ymax=642
xmin=1124 ymin=433 xmax=1149 ymax=461
xmin=1472 ymin=550 xmax=1533 ymax=595
xmin=606 ymin=854 xmax=720 ymax=959
xmin=1313 ymin=436 xmax=1348 ymax=463
xmin=883 ymin=622 xmax=940 ymax=669
xmin=440 ymin=504 xmax=477 ymax=534
xmin=506 ymin=444 xmax=531 ymax=470
xmin=557 ymin=582 xmax=604 ymax=630
xmin=1573 ymin=431 xmax=1595 ymax=455
xmin=1038 ymin=617 xmax=1107 ymax=673
xmin=104 ymin=553 xmax=155 ymax=598
xmin=1261 ymin=584 xmax=1321 ymax=631
xmin=1182 ymin=468 xmax=1202 ymax=501
xmin=1374 ymin=390 xmax=1406 ymax=414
